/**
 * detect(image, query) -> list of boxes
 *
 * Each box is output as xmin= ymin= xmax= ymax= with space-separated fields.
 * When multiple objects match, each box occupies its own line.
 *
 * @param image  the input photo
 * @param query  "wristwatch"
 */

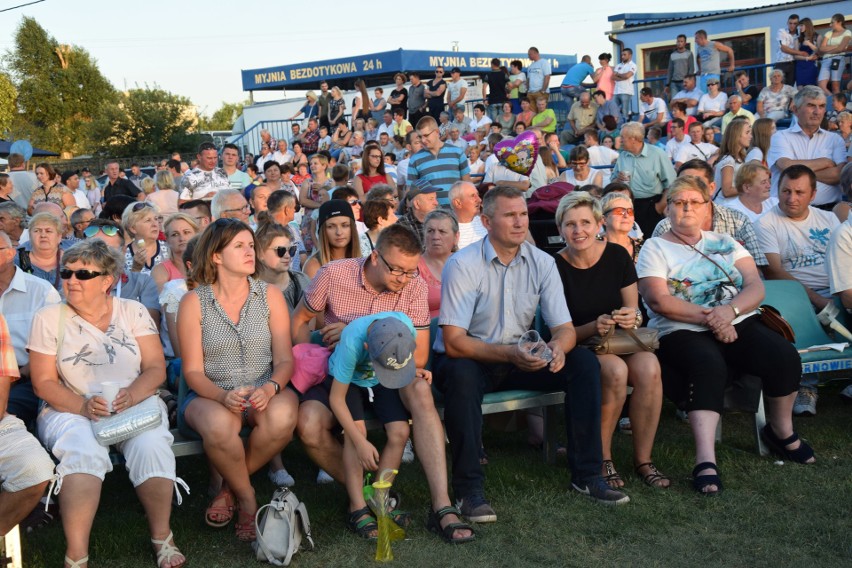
xmin=268 ymin=381 xmax=281 ymax=395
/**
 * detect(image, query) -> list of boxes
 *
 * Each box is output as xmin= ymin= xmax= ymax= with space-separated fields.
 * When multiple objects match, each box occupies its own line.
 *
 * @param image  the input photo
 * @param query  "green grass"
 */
xmin=21 ymin=382 xmax=852 ymax=568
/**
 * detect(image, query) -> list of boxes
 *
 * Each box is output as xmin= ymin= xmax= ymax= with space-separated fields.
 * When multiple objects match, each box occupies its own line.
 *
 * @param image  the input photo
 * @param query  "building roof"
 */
xmin=608 ymin=1 xmax=833 ymax=29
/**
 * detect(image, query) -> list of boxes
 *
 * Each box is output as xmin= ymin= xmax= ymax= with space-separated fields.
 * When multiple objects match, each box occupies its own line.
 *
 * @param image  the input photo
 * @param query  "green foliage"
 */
xmin=5 ymin=17 xmax=116 ymax=156
xmin=0 ymin=73 xmax=16 ymax=135
xmin=89 ymin=87 xmax=204 ymax=157
xmin=199 ymin=100 xmax=247 ymax=132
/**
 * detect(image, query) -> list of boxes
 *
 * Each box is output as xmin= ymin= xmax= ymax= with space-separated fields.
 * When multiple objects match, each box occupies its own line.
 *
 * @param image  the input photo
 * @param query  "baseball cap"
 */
xmin=406 ymin=179 xmax=439 ymax=201
xmin=317 ymin=199 xmax=355 ymax=228
xmin=367 ymin=317 xmax=416 ymax=389
xmin=81 ymin=167 xmax=91 ymax=173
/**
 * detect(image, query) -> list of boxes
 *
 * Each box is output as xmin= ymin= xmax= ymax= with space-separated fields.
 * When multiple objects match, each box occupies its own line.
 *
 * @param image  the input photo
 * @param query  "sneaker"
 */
xmin=402 ymin=439 xmax=415 ymax=464
xmin=316 ymin=469 xmax=334 ymax=484
xmin=268 ymin=467 xmax=295 ymax=487
xmin=21 ymin=499 xmax=59 ymax=533
xmin=457 ymin=494 xmax=497 ymax=523
xmin=572 ymin=478 xmax=630 ymax=506
xmin=840 ymin=384 xmax=852 ymax=404
xmin=618 ymin=417 xmax=633 ymax=435
xmin=793 ymin=387 xmax=818 ymax=416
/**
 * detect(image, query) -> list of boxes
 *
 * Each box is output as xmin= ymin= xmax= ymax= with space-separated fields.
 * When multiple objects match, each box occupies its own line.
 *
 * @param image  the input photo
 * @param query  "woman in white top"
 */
xmin=727 ymin=162 xmax=778 ymax=223
xmin=559 ymin=146 xmax=603 ymax=188
xmin=744 ymin=118 xmax=775 ymax=165
xmin=697 ymin=80 xmax=728 ymax=128
xmin=713 ymin=118 xmax=751 ymax=206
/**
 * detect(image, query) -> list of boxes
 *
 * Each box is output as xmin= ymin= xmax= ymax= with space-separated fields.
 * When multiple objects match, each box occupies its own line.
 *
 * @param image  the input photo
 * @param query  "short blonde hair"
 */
xmin=121 ymin=201 xmax=160 ymax=238
xmin=555 ymin=191 xmax=601 ymax=226
xmin=28 ymin=212 xmax=63 ymax=233
xmin=155 ymin=170 xmax=175 ymax=190
xmin=666 ymin=176 xmax=710 ymax=204
xmin=306 ymin=90 xmax=317 ymax=102
xmin=735 ymin=162 xmax=771 ymax=194
xmin=141 ymin=178 xmax=156 ymax=195
xmin=600 ymin=192 xmax=633 ymax=214
xmin=163 ymin=212 xmax=200 ymax=234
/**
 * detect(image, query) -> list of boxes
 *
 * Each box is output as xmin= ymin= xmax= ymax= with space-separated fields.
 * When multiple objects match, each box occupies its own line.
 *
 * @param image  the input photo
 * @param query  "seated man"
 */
xmin=593 ymin=90 xmax=623 ymax=131
xmin=756 ymin=164 xmax=841 ymax=416
xmin=328 ymin=312 xmax=474 ymax=543
xmin=674 ymin=122 xmax=720 ymax=169
xmin=434 ymin=186 xmax=629 ymax=523
xmin=653 ymin=159 xmax=766 ymax=266
xmin=0 ymin=313 xmax=55 ymax=536
xmin=562 ymin=91 xmax=598 ymax=145
xmin=290 ymin=225 xmax=471 ymax=541
xmin=638 ymin=87 xmax=671 ymax=133
xmin=720 ymin=94 xmax=755 ymax=133
xmin=671 ymin=73 xmax=703 ymax=117
xmin=664 ymin=118 xmax=691 ymax=162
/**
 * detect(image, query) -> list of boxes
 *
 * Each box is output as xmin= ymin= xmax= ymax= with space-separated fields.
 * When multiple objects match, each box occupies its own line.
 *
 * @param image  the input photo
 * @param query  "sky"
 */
xmin=0 ymin=0 xmax=772 ymax=120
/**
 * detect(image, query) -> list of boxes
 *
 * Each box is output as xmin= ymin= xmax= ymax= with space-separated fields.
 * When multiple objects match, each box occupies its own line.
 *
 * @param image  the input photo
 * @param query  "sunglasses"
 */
xmin=273 ymin=245 xmax=299 ymax=258
xmin=60 ymin=268 xmax=108 ymax=281
xmin=83 ymin=225 xmax=120 ymax=238
xmin=132 ymin=202 xmax=154 ymax=212
xmin=604 ymin=207 xmax=635 ymax=217
xmin=347 ymin=200 xmax=362 ymax=207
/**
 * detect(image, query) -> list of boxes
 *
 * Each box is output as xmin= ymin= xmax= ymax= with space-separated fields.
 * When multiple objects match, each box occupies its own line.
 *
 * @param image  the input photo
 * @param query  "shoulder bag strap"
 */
xmin=669 ymin=232 xmax=737 ymax=288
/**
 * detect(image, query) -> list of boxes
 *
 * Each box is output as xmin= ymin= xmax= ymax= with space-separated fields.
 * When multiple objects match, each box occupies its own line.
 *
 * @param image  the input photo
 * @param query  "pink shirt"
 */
xmin=417 ymin=257 xmax=442 ymax=319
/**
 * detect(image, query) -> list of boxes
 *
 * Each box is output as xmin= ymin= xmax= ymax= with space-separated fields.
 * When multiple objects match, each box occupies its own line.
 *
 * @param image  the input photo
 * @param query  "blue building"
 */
xmin=607 ymin=0 xmax=852 ymax=98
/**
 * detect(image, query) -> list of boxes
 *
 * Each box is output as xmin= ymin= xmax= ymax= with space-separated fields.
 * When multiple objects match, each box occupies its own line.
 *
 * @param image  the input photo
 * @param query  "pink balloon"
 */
xmin=494 ymin=131 xmax=539 ymax=176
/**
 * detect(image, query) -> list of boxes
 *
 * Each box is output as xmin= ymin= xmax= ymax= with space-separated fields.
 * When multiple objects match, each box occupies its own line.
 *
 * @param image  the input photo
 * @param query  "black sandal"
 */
xmin=760 ymin=425 xmax=815 ymax=464
xmin=426 ymin=506 xmax=476 ymax=544
xmin=602 ymin=460 xmax=624 ymax=488
xmin=635 ymin=462 xmax=671 ymax=489
xmin=692 ymin=462 xmax=723 ymax=496
xmin=347 ymin=507 xmax=378 ymax=540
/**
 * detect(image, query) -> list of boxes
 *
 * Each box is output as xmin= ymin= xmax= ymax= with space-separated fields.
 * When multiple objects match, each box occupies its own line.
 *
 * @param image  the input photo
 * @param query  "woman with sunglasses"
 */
xmin=303 ymin=200 xmax=360 ymax=280
xmin=353 ymin=143 xmax=396 ymax=198
xmin=177 ymin=218 xmax=299 ymax=542
xmin=29 ymin=239 xmax=185 ymax=568
xmin=554 ymin=192 xmax=668 ymax=491
xmin=151 ymin=213 xmax=200 ymax=293
xmin=559 ymin=146 xmax=603 ymax=188
xmin=601 ymin=191 xmax=643 ymax=262
xmin=123 ymin=202 xmax=168 ymax=275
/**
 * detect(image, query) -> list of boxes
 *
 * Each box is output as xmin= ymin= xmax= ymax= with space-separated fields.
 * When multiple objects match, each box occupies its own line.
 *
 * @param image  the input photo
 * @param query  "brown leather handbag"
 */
xmin=586 ymin=326 xmax=660 ymax=355
xmin=758 ymin=305 xmax=796 ymax=342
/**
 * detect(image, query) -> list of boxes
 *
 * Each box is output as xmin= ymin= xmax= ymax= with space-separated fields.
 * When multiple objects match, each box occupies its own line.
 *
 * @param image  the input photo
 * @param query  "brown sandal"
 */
xmin=635 ymin=462 xmax=671 ymax=489
xmin=602 ymin=460 xmax=624 ymax=488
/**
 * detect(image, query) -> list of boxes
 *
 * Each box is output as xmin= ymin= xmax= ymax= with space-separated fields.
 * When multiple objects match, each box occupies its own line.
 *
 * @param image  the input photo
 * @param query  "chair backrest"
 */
xmin=427 ymin=317 xmax=438 ymax=371
xmin=762 ymin=280 xmax=832 ymax=350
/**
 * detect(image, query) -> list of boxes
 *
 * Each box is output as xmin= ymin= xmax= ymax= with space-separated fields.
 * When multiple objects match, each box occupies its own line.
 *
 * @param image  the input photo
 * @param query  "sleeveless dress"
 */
xmin=196 ymin=278 xmax=273 ymax=390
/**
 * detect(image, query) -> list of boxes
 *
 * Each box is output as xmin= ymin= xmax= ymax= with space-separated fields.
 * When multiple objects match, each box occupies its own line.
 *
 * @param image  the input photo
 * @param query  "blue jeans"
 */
xmin=614 ymin=94 xmax=632 ymax=121
xmin=487 ymin=103 xmax=503 ymax=123
xmin=561 ymin=84 xmax=586 ymax=107
xmin=434 ymin=347 xmax=603 ymax=499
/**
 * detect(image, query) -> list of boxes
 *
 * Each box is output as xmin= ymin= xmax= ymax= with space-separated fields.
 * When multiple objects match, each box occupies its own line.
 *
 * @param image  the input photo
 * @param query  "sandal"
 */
xmin=65 ymin=556 xmax=88 ymax=568
xmin=602 ymin=460 xmax=624 ymax=488
xmin=692 ymin=462 xmax=723 ymax=496
xmin=347 ymin=506 xmax=378 ymax=540
xmin=205 ymin=488 xmax=235 ymax=528
xmin=760 ymin=425 xmax=815 ymax=464
xmin=635 ymin=462 xmax=671 ymax=489
xmin=151 ymin=531 xmax=186 ymax=568
xmin=235 ymin=508 xmax=257 ymax=542
xmin=426 ymin=505 xmax=476 ymax=544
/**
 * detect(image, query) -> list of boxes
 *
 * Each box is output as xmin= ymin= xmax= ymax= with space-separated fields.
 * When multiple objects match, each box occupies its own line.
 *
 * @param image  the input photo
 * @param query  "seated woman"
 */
xmin=151 ymin=213 xmax=200 ymax=293
xmin=726 ymin=162 xmax=778 ymax=224
xmin=559 ymin=146 xmax=604 ymax=188
xmin=418 ymin=209 xmax=459 ymax=318
xmin=360 ymin=196 xmax=398 ymax=257
xmin=636 ymin=176 xmax=812 ymax=495
xmin=302 ymin=200 xmax=360 ymax=279
xmin=123 ymin=202 xmax=169 ymax=275
xmin=713 ymin=118 xmax=751 ymax=205
xmin=15 ymin=212 xmax=63 ymax=292
xmin=353 ymin=143 xmax=396 ymax=198
xmin=600 ymin=191 xmax=642 ymax=261
xmin=177 ymin=218 xmax=299 ymax=541
xmin=554 ymin=192 xmax=668 ymax=489
xmin=29 ymin=240 xmax=184 ymax=568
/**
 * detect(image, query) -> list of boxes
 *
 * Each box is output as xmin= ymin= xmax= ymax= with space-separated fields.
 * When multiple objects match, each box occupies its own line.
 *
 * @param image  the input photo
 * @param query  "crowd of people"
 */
xmin=1 ymin=18 xmax=851 ymax=567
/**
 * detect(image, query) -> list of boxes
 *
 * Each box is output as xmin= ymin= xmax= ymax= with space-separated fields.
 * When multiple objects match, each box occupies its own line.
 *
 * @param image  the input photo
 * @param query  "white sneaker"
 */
xmin=316 ymin=469 xmax=334 ymax=484
xmin=402 ymin=439 xmax=415 ymax=464
xmin=793 ymin=387 xmax=818 ymax=416
xmin=268 ymin=467 xmax=295 ymax=487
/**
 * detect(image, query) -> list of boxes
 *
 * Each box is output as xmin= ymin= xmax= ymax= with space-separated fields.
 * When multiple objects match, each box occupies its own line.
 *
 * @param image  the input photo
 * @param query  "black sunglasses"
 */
xmin=273 ymin=245 xmax=299 ymax=258
xmin=131 ymin=202 xmax=154 ymax=212
xmin=83 ymin=225 xmax=121 ymax=238
xmin=60 ymin=268 xmax=109 ymax=281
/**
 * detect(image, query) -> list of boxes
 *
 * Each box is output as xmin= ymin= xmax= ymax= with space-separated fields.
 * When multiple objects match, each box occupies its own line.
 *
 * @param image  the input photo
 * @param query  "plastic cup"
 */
xmin=231 ymin=367 xmax=254 ymax=410
xmin=518 ymin=330 xmax=553 ymax=362
xmin=101 ymin=381 xmax=122 ymax=413
xmin=620 ymin=170 xmax=632 ymax=184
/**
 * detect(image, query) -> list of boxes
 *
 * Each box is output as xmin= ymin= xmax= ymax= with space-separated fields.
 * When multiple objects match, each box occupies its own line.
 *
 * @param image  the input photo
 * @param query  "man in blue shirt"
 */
xmin=434 ymin=186 xmax=629 ymax=524
xmin=561 ymin=55 xmax=595 ymax=107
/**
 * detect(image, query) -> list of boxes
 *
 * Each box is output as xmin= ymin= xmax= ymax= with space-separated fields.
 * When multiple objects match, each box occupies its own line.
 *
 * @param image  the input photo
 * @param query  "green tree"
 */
xmin=5 ymin=17 xmax=116 ymax=156
xmin=199 ymin=100 xmax=247 ymax=131
xmin=89 ymin=87 xmax=204 ymax=157
xmin=0 ymin=73 xmax=16 ymax=136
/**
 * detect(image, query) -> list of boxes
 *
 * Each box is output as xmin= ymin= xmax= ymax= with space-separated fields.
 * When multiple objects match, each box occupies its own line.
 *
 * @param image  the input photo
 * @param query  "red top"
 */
xmin=357 ymin=173 xmax=387 ymax=194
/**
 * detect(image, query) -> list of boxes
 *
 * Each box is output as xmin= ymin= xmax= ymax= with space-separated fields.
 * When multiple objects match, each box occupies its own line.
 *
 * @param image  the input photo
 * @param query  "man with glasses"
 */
xmin=70 ymin=208 xmax=95 ymax=240
xmin=210 ymin=189 xmax=251 ymax=223
xmin=407 ymin=116 xmax=471 ymax=207
xmin=290 ymin=224 xmax=472 ymax=542
xmin=103 ymin=159 xmax=144 ymax=202
xmin=178 ymin=142 xmax=231 ymax=205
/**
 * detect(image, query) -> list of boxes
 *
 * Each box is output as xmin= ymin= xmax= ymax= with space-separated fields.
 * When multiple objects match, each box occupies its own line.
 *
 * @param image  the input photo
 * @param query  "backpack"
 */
xmin=253 ymin=488 xmax=314 ymax=566
xmin=527 ymin=182 xmax=574 ymax=217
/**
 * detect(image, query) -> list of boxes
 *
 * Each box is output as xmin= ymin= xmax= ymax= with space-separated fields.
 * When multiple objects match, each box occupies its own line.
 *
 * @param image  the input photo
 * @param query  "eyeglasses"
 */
xmin=707 ymin=82 xmax=719 ymax=86
xmin=83 ymin=225 xmax=120 ymax=238
xmin=669 ymin=199 xmax=707 ymax=209
xmin=419 ymin=129 xmax=437 ymax=139
xmin=435 ymin=70 xmax=444 ymax=73
xmin=223 ymin=204 xmax=251 ymax=215
xmin=272 ymin=245 xmax=299 ymax=258
xmin=131 ymin=202 xmax=154 ymax=212
xmin=368 ymin=154 xmax=382 ymax=159
xmin=347 ymin=200 xmax=362 ymax=207
xmin=198 ymin=143 xmax=217 ymax=152
xmin=60 ymin=268 xmax=108 ymax=281
xmin=570 ymin=160 xmax=589 ymax=166
xmin=604 ymin=207 xmax=635 ymax=217
xmin=376 ymin=251 xmax=420 ymax=279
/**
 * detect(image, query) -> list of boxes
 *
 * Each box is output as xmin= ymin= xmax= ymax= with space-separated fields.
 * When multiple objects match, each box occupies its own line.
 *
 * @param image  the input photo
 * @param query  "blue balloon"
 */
xmin=9 ymin=140 xmax=33 ymax=161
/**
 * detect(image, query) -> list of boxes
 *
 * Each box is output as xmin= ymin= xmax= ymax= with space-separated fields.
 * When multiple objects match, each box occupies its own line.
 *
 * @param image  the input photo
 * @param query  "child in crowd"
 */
xmin=318 ymin=126 xmax=332 ymax=152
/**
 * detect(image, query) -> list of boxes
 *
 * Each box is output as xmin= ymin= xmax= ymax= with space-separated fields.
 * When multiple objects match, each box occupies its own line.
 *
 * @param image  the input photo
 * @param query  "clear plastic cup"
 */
xmin=518 ymin=330 xmax=553 ymax=362
xmin=231 ymin=367 xmax=254 ymax=410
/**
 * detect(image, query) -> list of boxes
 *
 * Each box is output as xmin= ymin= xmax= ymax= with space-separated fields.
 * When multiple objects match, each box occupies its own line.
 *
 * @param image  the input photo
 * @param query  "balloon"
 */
xmin=9 ymin=140 xmax=33 ymax=162
xmin=494 ymin=131 xmax=539 ymax=176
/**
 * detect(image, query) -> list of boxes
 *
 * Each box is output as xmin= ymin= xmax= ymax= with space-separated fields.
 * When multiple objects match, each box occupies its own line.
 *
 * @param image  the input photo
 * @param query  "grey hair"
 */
xmin=728 ymin=94 xmax=742 ymax=103
xmin=447 ymin=180 xmax=475 ymax=203
xmin=771 ymin=68 xmax=785 ymax=80
xmin=422 ymin=208 xmax=460 ymax=236
xmin=794 ymin=85 xmax=826 ymax=109
xmin=840 ymin=161 xmax=852 ymax=199
xmin=600 ymin=191 xmax=633 ymax=214
xmin=61 ymin=239 xmax=124 ymax=282
xmin=555 ymin=191 xmax=602 ymax=226
xmin=620 ymin=122 xmax=645 ymax=142
xmin=210 ymin=189 xmax=244 ymax=220
xmin=0 ymin=202 xmax=26 ymax=222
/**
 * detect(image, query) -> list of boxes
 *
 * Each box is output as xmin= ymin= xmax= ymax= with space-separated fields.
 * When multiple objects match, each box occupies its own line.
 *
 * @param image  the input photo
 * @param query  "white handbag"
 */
xmin=253 ymin=488 xmax=314 ymax=566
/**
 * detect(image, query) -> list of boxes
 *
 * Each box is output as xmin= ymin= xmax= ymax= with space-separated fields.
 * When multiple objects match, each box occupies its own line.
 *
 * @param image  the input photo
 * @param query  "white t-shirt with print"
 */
xmin=826 ymin=218 xmax=852 ymax=296
xmin=726 ymin=196 xmax=779 ymax=224
xmin=755 ymin=206 xmax=841 ymax=297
